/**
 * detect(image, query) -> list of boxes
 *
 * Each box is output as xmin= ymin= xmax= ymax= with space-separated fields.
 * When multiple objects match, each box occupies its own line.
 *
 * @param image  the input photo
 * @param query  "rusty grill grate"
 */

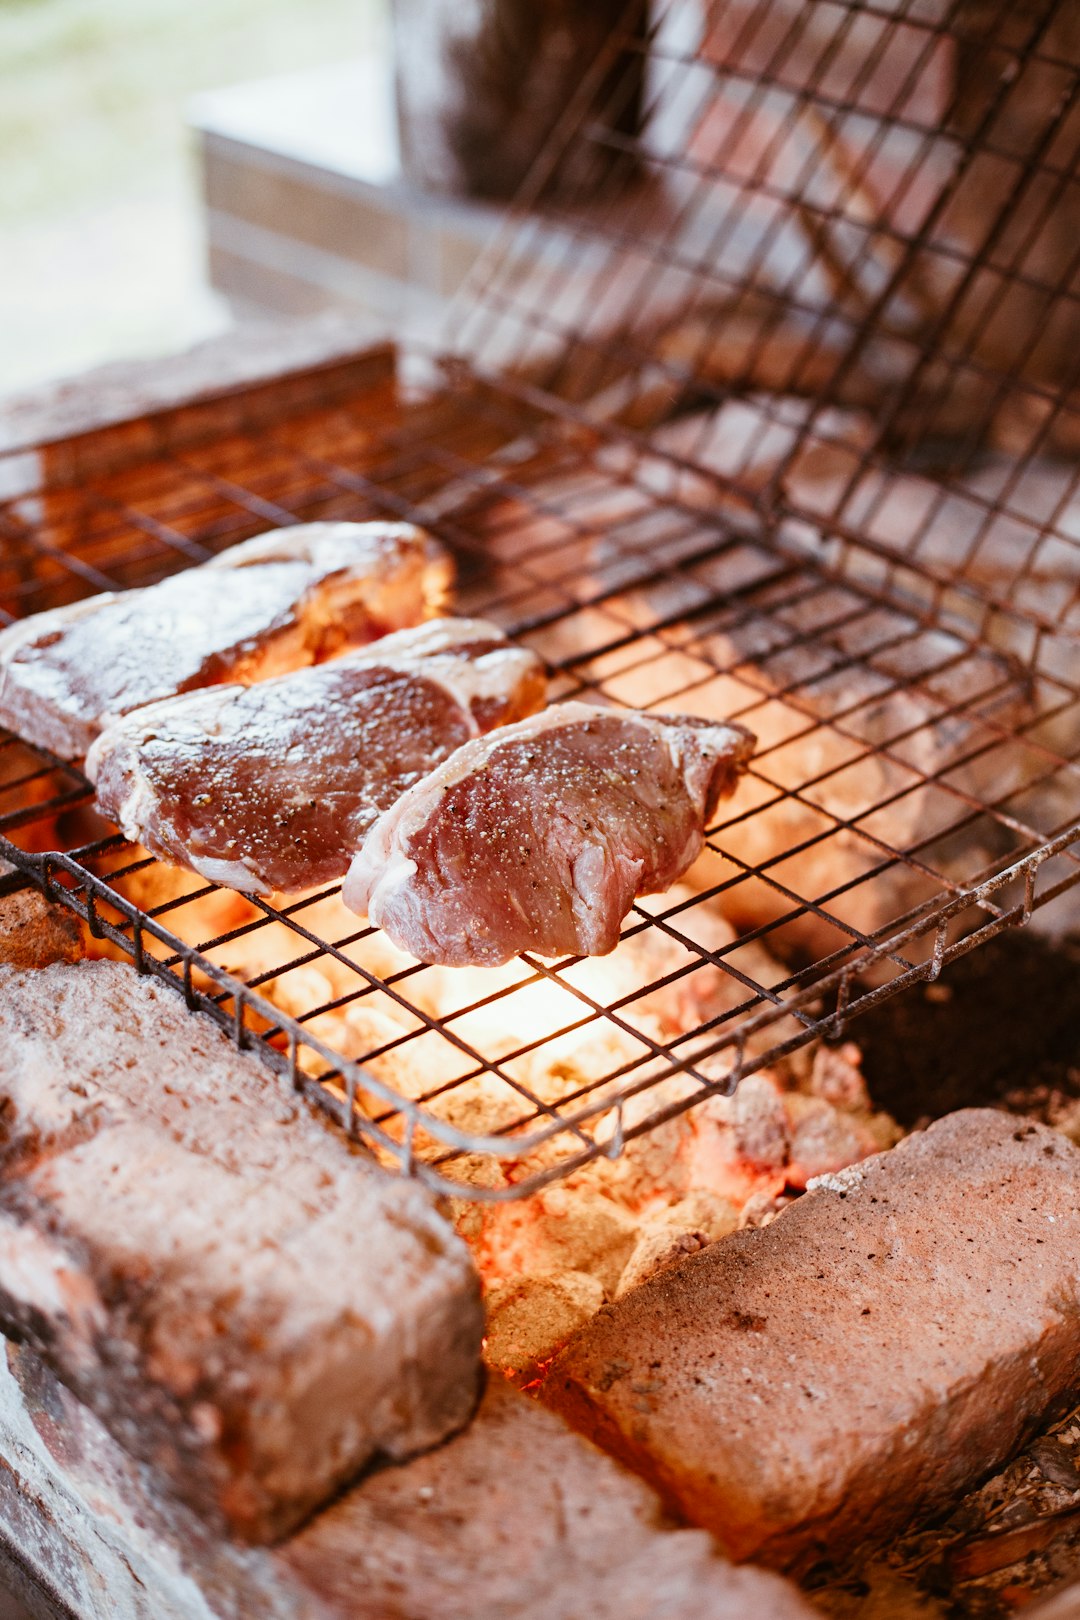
xmin=1 ymin=0 xmax=1079 ymax=1198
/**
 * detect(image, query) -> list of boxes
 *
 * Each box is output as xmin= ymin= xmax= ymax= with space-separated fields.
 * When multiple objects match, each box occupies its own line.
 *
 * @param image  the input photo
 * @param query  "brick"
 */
xmin=512 ymin=1534 xmax=817 ymax=1620
xmin=0 ymin=320 xmax=393 ymax=460
xmin=0 ymin=317 xmax=394 ymax=496
xmin=282 ymin=1377 xmax=815 ymax=1619
xmin=0 ymin=1346 xmax=815 ymax=1619
xmin=544 ymin=1110 xmax=1080 ymax=1573
xmin=1031 ymin=1582 xmax=1080 ymax=1619
xmin=0 ymin=887 xmax=82 ymax=969
xmin=0 ymin=958 xmax=483 ymax=1543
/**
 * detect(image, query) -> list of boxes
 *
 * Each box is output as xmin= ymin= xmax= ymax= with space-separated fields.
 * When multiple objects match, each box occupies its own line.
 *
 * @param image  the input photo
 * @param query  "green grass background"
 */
xmin=0 ymin=0 xmax=378 ymax=391
xmin=0 ymin=0 xmax=377 ymax=224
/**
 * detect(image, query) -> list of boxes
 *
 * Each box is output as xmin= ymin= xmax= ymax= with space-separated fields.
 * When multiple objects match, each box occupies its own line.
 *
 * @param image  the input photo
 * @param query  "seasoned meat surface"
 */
xmin=343 ymin=702 xmax=755 ymax=965
xmin=0 ymin=522 xmax=449 ymax=759
xmin=89 ymin=618 xmax=546 ymax=895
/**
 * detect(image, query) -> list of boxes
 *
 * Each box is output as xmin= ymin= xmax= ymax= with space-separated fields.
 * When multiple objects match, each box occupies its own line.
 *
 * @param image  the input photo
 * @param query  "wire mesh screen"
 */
xmin=456 ymin=0 xmax=1080 ymax=671
xmin=1 ymin=0 xmax=1078 ymax=1199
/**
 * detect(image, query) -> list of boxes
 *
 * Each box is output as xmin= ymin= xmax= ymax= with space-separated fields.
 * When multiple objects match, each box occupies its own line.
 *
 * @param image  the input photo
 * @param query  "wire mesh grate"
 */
xmin=1 ymin=0 xmax=1078 ymax=1197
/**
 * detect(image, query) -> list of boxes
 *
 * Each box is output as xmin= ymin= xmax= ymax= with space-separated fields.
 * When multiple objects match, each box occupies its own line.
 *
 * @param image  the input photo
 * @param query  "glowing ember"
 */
xmin=79 ymin=860 xmax=901 ymax=1390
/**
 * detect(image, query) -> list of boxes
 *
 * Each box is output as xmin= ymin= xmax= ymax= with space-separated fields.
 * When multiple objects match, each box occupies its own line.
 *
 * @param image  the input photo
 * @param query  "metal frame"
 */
xmin=1 ymin=0 xmax=1078 ymax=1199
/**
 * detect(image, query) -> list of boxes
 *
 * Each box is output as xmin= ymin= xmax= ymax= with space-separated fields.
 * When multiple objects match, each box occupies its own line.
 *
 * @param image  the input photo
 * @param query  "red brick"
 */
xmin=544 ymin=1110 xmax=1080 ymax=1573
xmin=283 ymin=1377 xmax=815 ymax=1619
xmin=0 ymin=888 xmax=81 ymax=969
xmin=0 ymin=958 xmax=482 ymax=1542
xmin=1030 ymin=1581 xmax=1080 ymax=1619
xmin=0 ymin=1346 xmax=816 ymax=1619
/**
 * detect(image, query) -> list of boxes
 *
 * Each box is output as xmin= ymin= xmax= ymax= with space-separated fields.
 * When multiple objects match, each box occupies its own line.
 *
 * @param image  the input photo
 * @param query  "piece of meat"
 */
xmin=343 ymin=702 xmax=755 ymax=965
xmin=88 ymin=617 xmax=546 ymax=896
xmin=0 ymin=521 xmax=450 ymax=760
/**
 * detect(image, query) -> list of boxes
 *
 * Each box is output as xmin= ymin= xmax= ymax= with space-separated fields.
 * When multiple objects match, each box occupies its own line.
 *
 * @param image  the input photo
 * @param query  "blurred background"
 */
xmin=0 ymin=0 xmax=379 ymax=397
xmin=8 ymin=0 xmax=1077 ymax=458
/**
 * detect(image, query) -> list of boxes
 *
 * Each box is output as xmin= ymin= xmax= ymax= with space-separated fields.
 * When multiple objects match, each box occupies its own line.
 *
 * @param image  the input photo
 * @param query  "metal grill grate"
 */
xmin=1 ymin=0 xmax=1078 ymax=1199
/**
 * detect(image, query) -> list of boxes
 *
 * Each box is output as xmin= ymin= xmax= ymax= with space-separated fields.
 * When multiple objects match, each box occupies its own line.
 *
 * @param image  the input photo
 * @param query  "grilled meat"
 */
xmin=343 ymin=702 xmax=755 ymax=965
xmin=0 ymin=522 xmax=450 ymax=760
xmin=88 ymin=618 xmax=546 ymax=895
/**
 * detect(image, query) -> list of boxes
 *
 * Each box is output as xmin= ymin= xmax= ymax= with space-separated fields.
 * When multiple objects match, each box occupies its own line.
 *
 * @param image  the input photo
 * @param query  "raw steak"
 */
xmin=343 ymin=702 xmax=755 ymax=965
xmin=89 ymin=618 xmax=547 ymax=895
xmin=0 ymin=521 xmax=450 ymax=760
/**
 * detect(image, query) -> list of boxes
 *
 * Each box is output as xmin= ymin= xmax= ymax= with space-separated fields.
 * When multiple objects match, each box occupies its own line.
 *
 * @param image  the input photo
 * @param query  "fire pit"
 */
xmin=0 ymin=1 xmax=1079 ymax=1614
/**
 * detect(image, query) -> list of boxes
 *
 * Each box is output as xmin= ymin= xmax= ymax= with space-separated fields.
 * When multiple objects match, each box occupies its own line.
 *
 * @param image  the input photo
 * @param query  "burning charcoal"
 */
xmin=559 ymin=885 xmax=787 ymax=1044
xmin=617 ymin=1228 xmax=710 ymax=1296
xmin=616 ymin=1191 xmax=739 ymax=1298
xmin=738 ymin=1189 xmax=793 ymax=1229
xmin=484 ymin=1271 xmax=606 ymax=1385
xmin=0 ymin=522 xmax=449 ymax=760
xmin=420 ymin=894 xmax=790 ymax=1135
xmin=730 ymin=1073 xmax=792 ymax=1171
xmin=454 ymin=1043 xmax=891 ymax=1304
xmin=500 ymin=1042 xmax=895 ymax=1245
xmin=0 ymin=735 xmax=76 ymax=857
xmin=567 ymin=1069 xmax=700 ymax=1212
xmin=683 ymin=674 xmax=967 ymax=966
xmin=677 ymin=1072 xmax=792 ymax=1204
xmin=809 ymin=1041 xmax=872 ymax=1111
xmin=546 ymin=1111 xmax=1080 ymax=1573
xmin=267 ymin=984 xmax=434 ymax=1108
xmin=783 ymin=1093 xmax=882 ymax=1190
xmin=188 ymin=891 xmax=423 ymax=1032
xmin=406 ymin=1065 xmax=528 ymax=1139
xmin=465 ymin=1176 xmax=640 ymax=1297
xmin=0 ymin=958 xmax=483 ymax=1543
xmin=575 ymin=605 xmax=976 ymax=971
xmin=98 ymin=848 xmax=260 ymax=959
